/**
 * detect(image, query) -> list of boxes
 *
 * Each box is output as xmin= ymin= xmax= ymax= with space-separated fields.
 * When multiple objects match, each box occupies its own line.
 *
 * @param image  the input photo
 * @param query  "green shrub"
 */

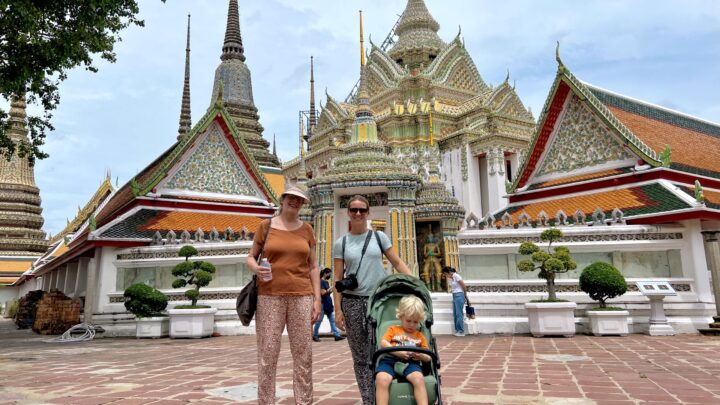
xmin=123 ymin=283 xmax=168 ymax=318
xmin=517 ymin=228 xmax=577 ymax=301
xmin=579 ymin=262 xmax=627 ymax=308
xmin=172 ymin=245 xmax=216 ymax=307
xmin=8 ymin=299 xmax=19 ymax=319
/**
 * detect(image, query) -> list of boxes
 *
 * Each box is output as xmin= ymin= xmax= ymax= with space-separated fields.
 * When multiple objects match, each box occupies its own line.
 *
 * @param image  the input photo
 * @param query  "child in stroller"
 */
xmin=369 ymin=274 xmax=442 ymax=405
xmin=375 ymin=295 xmax=431 ymax=405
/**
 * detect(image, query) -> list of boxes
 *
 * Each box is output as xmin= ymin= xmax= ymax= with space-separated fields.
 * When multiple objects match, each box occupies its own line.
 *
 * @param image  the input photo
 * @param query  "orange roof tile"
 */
xmin=495 ymin=184 xmax=690 ymax=226
xmin=140 ymin=211 xmax=265 ymax=233
xmin=0 ymin=277 xmax=19 ymax=284
xmin=608 ymin=106 xmax=720 ymax=176
xmin=265 ymin=173 xmax=285 ymax=197
xmin=0 ymin=260 xmax=33 ymax=273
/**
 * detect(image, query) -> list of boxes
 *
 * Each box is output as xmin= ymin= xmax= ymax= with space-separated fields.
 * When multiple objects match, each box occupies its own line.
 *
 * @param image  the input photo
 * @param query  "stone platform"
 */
xmin=1 ymin=319 xmax=720 ymax=404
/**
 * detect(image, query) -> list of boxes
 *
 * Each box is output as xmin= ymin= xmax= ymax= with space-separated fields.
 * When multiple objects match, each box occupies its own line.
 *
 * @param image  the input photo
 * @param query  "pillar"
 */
xmin=465 ymin=145 xmax=483 ymax=220
xmin=388 ymin=186 xmax=418 ymax=275
xmin=82 ymin=252 xmax=100 ymax=324
xmin=310 ymin=186 xmax=335 ymax=270
xmin=702 ymin=230 xmax=720 ymax=317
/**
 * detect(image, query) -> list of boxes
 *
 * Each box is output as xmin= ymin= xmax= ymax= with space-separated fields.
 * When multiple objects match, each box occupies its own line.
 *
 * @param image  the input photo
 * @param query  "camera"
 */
xmin=335 ymin=274 xmax=358 ymax=292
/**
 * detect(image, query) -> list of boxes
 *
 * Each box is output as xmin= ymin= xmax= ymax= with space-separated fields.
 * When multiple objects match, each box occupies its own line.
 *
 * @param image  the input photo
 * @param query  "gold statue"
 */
xmin=422 ymin=230 xmax=443 ymax=291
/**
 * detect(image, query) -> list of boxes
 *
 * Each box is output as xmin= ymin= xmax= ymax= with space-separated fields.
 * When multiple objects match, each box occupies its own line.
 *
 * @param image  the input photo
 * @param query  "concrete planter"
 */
xmin=136 ymin=316 xmax=169 ymax=338
xmin=168 ymin=307 xmax=217 ymax=338
xmin=587 ymin=310 xmax=629 ymax=336
xmin=525 ymin=302 xmax=577 ymax=337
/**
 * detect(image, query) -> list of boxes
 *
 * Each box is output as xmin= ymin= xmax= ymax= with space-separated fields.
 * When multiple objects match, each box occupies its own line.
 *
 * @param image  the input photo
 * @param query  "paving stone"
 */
xmin=2 ymin=319 xmax=720 ymax=404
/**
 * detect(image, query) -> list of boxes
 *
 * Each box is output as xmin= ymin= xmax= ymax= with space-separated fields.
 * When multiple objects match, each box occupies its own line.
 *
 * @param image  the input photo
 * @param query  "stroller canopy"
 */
xmin=368 ymin=274 xmax=434 ymax=325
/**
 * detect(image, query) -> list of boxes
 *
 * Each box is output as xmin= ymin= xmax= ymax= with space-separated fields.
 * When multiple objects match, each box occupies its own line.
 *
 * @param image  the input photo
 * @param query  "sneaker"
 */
xmin=452 ymin=332 xmax=466 ymax=337
xmin=334 ymin=335 xmax=346 ymax=341
xmin=312 ymin=336 xmax=320 ymax=342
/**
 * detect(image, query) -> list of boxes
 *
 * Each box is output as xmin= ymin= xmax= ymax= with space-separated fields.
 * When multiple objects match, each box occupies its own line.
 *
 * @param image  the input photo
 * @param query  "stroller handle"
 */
xmin=372 ymin=346 xmax=439 ymax=365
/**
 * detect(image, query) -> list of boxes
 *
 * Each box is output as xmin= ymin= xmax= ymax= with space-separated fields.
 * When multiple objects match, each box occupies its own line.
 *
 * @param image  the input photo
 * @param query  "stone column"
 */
xmin=82 ymin=251 xmax=100 ymax=324
xmin=388 ymin=186 xmax=418 ymax=275
xmin=702 ymin=231 xmax=720 ymax=317
xmin=311 ymin=187 xmax=335 ymax=270
xmin=442 ymin=218 xmax=461 ymax=271
xmin=465 ymin=145 xmax=483 ymax=221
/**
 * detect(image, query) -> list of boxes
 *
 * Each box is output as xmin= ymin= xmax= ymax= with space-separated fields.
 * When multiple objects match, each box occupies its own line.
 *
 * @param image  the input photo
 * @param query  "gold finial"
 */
xmin=505 ymin=68 xmax=510 ymax=83
xmin=359 ymin=10 xmax=365 ymax=67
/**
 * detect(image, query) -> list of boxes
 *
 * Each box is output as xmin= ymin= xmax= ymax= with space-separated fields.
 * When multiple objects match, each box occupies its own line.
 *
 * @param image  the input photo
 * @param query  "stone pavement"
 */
xmin=1 ymin=320 xmax=720 ymax=404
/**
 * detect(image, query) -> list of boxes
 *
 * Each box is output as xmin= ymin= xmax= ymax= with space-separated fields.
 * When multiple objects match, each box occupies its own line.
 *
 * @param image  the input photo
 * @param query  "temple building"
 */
xmin=16 ymin=1 xmax=283 ymax=334
xmin=0 ymin=96 xmax=48 ymax=303
xmin=285 ymin=0 xmax=535 ymax=290
xmin=457 ymin=52 xmax=720 ymax=334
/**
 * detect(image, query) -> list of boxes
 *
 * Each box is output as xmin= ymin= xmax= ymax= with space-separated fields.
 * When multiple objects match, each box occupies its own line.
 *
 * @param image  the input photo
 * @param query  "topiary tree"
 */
xmin=123 ymin=283 xmax=168 ymax=318
xmin=172 ymin=245 xmax=216 ymax=307
xmin=579 ymin=262 xmax=627 ymax=308
xmin=517 ymin=228 xmax=577 ymax=301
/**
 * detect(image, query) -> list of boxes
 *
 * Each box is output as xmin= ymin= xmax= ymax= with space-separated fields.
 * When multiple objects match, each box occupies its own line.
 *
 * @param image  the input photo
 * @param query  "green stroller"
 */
xmin=368 ymin=274 xmax=442 ymax=405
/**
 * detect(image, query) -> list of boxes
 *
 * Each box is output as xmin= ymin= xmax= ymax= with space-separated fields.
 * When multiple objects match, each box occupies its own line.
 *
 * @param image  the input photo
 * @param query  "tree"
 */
xmin=172 ymin=245 xmax=216 ymax=307
xmin=0 ymin=0 xmax=164 ymax=164
xmin=517 ymin=228 xmax=577 ymax=301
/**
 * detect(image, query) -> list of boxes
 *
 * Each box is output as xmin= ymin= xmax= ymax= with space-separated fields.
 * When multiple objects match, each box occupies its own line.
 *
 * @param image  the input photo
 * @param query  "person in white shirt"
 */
xmin=442 ymin=266 xmax=469 ymax=336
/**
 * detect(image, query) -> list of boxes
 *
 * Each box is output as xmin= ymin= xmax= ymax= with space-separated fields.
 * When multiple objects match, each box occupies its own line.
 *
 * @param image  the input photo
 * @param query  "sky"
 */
xmin=16 ymin=0 xmax=720 ymax=237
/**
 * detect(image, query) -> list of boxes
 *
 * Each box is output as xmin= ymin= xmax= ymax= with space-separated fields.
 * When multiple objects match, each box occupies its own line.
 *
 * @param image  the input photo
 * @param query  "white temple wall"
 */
xmin=682 ymin=219 xmax=713 ymax=302
xmin=440 ymin=147 xmax=463 ymax=203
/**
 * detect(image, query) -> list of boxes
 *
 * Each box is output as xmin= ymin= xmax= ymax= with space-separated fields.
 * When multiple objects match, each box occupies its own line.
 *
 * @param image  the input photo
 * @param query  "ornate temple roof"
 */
xmin=589 ymin=86 xmax=720 ymax=179
xmin=493 ymin=183 xmax=693 ymax=228
xmin=96 ymin=208 xmax=266 ymax=241
xmin=388 ymin=0 xmax=446 ymax=64
xmin=49 ymin=174 xmax=114 ymax=245
xmin=210 ymin=0 xmax=279 ymax=168
xmin=484 ymin=54 xmax=720 ymax=229
xmin=96 ymin=97 xmax=277 ymax=229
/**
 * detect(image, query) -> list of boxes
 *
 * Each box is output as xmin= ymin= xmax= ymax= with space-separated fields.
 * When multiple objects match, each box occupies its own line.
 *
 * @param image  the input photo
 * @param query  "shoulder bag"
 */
xmin=236 ymin=220 xmax=270 ymax=326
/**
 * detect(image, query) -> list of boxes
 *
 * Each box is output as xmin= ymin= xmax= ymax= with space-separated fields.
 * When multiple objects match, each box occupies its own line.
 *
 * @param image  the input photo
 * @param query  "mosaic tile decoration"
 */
xmin=165 ymin=128 xmax=261 ymax=197
xmin=537 ymin=94 xmax=634 ymax=176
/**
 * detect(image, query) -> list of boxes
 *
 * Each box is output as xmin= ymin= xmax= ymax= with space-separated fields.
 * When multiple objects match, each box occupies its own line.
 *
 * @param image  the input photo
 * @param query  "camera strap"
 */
xmin=343 ymin=230 xmax=373 ymax=277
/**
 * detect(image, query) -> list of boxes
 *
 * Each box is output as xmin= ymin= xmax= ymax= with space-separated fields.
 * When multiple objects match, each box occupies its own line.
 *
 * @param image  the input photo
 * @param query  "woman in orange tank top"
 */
xmin=247 ymin=186 xmax=321 ymax=405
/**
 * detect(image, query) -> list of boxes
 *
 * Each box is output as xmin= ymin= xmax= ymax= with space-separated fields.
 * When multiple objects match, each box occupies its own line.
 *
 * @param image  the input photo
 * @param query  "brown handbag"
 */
xmin=236 ymin=220 xmax=270 ymax=326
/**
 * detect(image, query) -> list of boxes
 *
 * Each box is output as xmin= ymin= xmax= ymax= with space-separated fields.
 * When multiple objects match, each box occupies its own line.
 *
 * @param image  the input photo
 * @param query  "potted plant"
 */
xmin=580 ymin=262 xmax=629 ymax=336
xmin=123 ymin=283 xmax=169 ymax=338
xmin=167 ymin=245 xmax=217 ymax=338
xmin=518 ymin=228 xmax=578 ymax=337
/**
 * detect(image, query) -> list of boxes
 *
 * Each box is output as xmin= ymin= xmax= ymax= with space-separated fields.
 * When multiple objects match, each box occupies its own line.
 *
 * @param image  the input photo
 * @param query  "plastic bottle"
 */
xmin=259 ymin=258 xmax=272 ymax=281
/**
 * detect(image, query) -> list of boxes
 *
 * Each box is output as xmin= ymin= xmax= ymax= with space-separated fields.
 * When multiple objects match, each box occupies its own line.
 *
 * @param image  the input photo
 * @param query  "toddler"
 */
xmin=375 ymin=295 xmax=431 ymax=405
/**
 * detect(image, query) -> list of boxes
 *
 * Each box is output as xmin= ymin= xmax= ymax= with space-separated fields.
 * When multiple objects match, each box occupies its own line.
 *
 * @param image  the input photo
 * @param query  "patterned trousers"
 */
xmin=256 ymin=295 xmax=314 ymax=405
xmin=341 ymin=295 xmax=374 ymax=405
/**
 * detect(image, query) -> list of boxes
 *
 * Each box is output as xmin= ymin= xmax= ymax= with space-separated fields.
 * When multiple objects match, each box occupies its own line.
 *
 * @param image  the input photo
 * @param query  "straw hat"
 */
xmin=280 ymin=185 xmax=310 ymax=203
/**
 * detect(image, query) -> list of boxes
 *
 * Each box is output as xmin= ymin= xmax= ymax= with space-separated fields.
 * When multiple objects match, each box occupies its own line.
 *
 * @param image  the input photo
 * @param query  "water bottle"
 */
xmin=259 ymin=258 xmax=272 ymax=281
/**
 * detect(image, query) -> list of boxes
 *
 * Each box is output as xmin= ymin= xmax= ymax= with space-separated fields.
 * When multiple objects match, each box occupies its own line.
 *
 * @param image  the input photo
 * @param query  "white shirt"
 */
xmin=451 ymin=273 xmax=464 ymax=293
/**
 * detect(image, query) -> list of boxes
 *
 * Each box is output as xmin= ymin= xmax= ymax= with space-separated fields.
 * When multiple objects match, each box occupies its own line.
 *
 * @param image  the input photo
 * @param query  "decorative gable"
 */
xmin=161 ymin=124 xmax=264 ymax=199
xmin=535 ymin=93 xmax=635 ymax=177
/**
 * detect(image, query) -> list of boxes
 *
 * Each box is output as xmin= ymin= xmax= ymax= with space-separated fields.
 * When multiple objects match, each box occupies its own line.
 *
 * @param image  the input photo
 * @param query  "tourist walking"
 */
xmin=442 ymin=266 xmax=469 ymax=336
xmin=247 ymin=186 xmax=321 ymax=405
xmin=332 ymin=195 xmax=413 ymax=405
xmin=313 ymin=267 xmax=345 ymax=342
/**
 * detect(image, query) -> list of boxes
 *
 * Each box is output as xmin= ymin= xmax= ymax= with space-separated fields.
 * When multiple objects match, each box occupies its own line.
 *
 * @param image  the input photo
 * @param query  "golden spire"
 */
xmin=359 ymin=10 xmax=365 ymax=67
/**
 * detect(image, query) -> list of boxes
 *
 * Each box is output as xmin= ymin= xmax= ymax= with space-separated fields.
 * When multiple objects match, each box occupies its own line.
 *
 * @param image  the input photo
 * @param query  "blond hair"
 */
xmin=396 ymin=295 xmax=426 ymax=322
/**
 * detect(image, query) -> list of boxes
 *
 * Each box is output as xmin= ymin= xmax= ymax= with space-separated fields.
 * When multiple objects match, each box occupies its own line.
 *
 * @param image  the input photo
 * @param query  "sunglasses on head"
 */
xmin=349 ymin=207 xmax=369 ymax=214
